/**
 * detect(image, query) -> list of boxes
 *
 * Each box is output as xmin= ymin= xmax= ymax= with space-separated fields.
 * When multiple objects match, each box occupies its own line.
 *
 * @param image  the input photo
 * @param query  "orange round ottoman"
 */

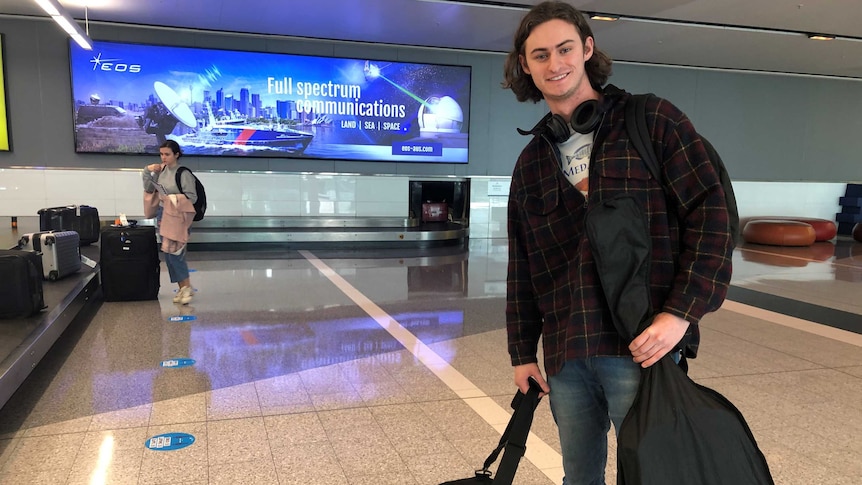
xmin=779 ymin=217 xmax=837 ymax=241
xmin=853 ymin=223 xmax=862 ymax=243
xmin=745 ymin=216 xmax=837 ymax=241
xmin=742 ymin=220 xmax=816 ymax=246
xmin=789 ymin=218 xmax=837 ymax=241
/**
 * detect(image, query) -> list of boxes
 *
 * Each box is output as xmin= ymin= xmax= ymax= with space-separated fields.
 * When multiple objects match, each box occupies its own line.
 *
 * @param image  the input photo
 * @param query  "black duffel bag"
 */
xmin=585 ymin=193 xmax=774 ymax=485
xmin=440 ymin=378 xmax=542 ymax=485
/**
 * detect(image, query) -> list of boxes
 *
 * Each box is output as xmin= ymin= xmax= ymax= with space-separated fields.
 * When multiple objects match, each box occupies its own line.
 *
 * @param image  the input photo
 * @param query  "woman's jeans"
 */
xmin=548 ymin=356 xmax=641 ymax=485
xmin=164 ymin=244 xmax=189 ymax=283
xmin=156 ymin=206 xmax=190 ymax=284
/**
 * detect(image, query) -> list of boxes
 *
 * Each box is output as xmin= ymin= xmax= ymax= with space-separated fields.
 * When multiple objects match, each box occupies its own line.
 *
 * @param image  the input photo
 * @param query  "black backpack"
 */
xmin=175 ymin=166 xmax=207 ymax=221
xmin=625 ymin=94 xmax=740 ymax=247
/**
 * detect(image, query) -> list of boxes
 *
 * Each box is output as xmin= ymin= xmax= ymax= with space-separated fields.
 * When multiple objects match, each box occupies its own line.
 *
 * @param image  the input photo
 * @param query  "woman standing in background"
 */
xmin=142 ymin=140 xmax=198 ymax=304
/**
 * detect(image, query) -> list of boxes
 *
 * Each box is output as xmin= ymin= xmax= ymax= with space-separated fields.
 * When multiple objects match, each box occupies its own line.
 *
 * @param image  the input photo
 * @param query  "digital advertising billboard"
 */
xmin=69 ymin=40 xmax=471 ymax=163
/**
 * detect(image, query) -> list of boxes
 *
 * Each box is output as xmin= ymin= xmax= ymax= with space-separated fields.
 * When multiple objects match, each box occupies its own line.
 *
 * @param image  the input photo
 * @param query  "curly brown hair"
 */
xmin=502 ymin=1 xmax=613 ymax=103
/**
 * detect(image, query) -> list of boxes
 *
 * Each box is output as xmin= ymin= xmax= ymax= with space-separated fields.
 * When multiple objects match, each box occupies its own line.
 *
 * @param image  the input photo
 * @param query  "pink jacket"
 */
xmin=156 ymin=193 xmax=195 ymax=253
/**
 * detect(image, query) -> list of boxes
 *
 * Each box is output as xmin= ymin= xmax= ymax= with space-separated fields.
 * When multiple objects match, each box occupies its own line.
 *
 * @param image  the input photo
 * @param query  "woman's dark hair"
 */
xmin=502 ymin=1 xmax=613 ymax=103
xmin=159 ymin=139 xmax=183 ymax=158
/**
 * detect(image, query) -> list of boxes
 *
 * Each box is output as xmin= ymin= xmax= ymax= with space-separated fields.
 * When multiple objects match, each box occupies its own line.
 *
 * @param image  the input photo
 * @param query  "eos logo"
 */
xmin=99 ymin=62 xmax=141 ymax=73
xmin=90 ymin=53 xmax=142 ymax=73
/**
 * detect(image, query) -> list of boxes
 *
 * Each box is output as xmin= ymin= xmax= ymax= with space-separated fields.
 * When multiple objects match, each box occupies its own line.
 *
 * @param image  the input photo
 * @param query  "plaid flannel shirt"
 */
xmin=506 ymin=86 xmax=732 ymax=377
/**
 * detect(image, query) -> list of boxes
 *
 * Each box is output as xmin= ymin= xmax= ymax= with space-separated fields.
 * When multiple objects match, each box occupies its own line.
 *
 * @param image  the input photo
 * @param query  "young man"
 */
xmin=502 ymin=2 xmax=733 ymax=483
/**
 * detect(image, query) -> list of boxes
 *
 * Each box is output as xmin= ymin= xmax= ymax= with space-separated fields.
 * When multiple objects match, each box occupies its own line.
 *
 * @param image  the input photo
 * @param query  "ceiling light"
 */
xmin=591 ymin=15 xmax=620 ymax=22
xmin=807 ymin=34 xmax=836 ymax=41
xmin=33 ymin=0 xmax=93 ymax=50
xmin=33 ymin=0 xmax=60 ymax=16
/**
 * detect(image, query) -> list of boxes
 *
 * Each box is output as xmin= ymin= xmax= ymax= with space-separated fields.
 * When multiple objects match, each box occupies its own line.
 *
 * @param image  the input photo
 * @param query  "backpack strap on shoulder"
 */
xmin=175 ymin=166 xmax=188 ymax=194
xmin=625 ymin=94 xmax=661 ymax=183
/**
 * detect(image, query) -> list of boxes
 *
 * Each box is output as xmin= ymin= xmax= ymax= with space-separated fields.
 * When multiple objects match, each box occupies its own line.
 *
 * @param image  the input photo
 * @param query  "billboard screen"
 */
xmin=69 ymin=40 xmax=471 ymax=163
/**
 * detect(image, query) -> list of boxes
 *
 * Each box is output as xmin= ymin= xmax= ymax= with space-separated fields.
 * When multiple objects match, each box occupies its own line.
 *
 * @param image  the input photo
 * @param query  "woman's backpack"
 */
xmin=175 ymin=167 xmax=207 ymax=221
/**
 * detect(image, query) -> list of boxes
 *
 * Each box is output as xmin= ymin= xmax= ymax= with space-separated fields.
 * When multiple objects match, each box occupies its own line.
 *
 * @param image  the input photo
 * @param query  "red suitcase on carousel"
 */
xmin=422 ymin=202 xmax=449 ymax=222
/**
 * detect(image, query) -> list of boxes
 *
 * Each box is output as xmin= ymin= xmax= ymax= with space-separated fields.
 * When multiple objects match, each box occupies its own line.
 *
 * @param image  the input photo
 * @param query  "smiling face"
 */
xmin=520 ymin=18 xmax=595 ymax=116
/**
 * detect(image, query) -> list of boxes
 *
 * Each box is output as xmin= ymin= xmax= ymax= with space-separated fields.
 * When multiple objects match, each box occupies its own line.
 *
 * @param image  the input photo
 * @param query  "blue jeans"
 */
xmin=156 ymin=206 xmax=190 ymax=284
xmin=164 ymin=244 xmax=189 ymax=283
xmin=548 ymin=357 xmax=641 ymax=485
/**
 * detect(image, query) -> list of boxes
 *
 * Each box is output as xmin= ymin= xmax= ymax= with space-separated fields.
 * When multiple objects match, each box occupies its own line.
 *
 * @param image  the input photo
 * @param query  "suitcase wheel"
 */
xmin=49 ymin=270 xmax=58 ymax=281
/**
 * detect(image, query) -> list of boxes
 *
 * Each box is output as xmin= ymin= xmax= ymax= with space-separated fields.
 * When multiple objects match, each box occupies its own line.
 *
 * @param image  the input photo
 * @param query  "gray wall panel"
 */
xmin=4 ymin=21 xmax=46 ymax=165
xmin=806 ymin=81 xmax=862 ymax=181
xmin=455 ymin=52 xmax=493 ymax=178
xmin=38 ymin=23 xmax=76 ymax=166
xmin=694 ymin=73 xmax=810 ymax=181
xmin=264 ymin=38 xmax=335 ymax=57
xmin=487 ymin=55 xmax=548 ymax=178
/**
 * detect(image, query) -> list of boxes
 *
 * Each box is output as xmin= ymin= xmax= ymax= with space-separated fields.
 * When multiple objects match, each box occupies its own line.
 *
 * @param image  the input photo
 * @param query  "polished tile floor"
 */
xmin=1 ymin=236 xmax=861 ymax=484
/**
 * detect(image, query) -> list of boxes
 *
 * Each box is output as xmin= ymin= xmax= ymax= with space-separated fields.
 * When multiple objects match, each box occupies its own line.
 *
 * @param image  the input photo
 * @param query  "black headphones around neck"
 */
xmin=544 ymin=99 xmax=602 ymax=143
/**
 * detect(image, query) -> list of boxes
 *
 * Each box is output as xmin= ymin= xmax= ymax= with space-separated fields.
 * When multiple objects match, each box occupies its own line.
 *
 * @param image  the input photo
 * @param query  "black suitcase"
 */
xmin=38 ymin=205 xmax=101 ymax=245
xmin=0 ymin=250 xmax=47 ymax=319
xmin=100 ymin=225 xmax=160 ymax=302
xmin=19 ymin=231 xmax=82 ymax=281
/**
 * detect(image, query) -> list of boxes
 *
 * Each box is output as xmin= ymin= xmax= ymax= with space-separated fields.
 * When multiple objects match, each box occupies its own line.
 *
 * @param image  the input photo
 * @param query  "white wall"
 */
xmin=0 ymin=168 xmax=408 ymax=219
xmin=0 ymin=169 xmax=846 ymax=237
xmin=733 ymin=181 xmax=845 ymax=221
xmin=465 ymin=178 xmax=847 ymax=239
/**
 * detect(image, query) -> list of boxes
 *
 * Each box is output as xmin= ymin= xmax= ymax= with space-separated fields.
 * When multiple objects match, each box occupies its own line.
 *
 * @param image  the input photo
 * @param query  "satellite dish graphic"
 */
xmin=418 ymin=95 xmax=463 ymax=134
xmin=154 ymin=82 xmax=197 ymax=128
xmin=143 ymin=81 xmax=197 ymax=145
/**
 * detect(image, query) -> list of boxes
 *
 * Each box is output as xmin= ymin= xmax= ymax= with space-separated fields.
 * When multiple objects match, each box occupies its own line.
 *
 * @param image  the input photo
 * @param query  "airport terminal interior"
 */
xmin=0 ymin=216 xmax=860 ymax=485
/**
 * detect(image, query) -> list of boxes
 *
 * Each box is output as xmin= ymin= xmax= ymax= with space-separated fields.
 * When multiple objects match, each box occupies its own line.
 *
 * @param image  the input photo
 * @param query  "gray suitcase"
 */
xmin=19 ymin=231 xmax=82 ymax=281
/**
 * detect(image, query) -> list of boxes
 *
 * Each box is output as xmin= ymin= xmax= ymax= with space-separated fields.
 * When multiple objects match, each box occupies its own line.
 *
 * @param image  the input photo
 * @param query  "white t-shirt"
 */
xmin=558 ymin=130 xmax=594 ymax=196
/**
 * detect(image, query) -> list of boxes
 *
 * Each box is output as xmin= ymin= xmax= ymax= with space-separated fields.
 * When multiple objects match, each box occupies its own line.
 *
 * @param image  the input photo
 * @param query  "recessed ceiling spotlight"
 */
xmin=591 ymin=15 xmax=620 ymax=22
xmin=807 ymin=33 xmax=836 ymax=41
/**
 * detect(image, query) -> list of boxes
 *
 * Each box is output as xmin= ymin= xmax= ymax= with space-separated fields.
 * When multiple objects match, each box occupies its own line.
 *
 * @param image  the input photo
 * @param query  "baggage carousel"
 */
xmin=0 ymin=215 xmax=468 ymax=410
xmin=0 ymin=217 xmax=100 ymax=410
xmin=186 ymin=216 xmax=468 ymax=249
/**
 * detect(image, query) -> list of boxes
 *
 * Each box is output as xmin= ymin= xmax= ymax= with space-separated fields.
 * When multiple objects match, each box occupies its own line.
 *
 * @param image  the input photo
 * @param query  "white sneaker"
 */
xmin=172 ymin=286 xmax=194 ymax=304
xmin=179 ymin=286 xmax=194 ymax=305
